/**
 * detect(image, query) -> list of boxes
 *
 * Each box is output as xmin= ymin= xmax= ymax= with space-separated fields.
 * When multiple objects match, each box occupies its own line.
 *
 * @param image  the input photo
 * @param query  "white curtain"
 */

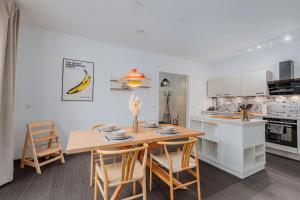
xmin=0 ymin=0 xmax=19 ymax=186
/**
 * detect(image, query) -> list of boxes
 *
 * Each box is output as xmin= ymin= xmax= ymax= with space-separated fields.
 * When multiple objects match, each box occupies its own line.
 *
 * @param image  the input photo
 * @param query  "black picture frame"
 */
xmin=61 ymin=58 xmax=95 ymax=101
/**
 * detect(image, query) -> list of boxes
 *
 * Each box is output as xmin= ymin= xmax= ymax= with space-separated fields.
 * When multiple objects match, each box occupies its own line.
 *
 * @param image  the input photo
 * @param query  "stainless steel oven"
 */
xmin=263 ymin=117 xmax=297 ymax=148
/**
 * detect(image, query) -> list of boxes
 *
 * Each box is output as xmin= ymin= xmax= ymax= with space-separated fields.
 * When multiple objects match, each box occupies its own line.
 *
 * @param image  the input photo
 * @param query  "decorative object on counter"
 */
xmin=163 ymin=91 xmax=172 ymax=124
xmin=238 ymin=103 xmax=253 ymax=121
xmin=207 ymin=106 xmax=216 ymax=111
xmin=128 ymin=93 xmax=142 ymax=133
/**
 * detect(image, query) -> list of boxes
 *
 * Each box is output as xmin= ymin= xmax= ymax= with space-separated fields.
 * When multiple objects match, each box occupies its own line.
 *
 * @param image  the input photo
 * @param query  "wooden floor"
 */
xmin=1 ymin=153 xmax=300 ymax=200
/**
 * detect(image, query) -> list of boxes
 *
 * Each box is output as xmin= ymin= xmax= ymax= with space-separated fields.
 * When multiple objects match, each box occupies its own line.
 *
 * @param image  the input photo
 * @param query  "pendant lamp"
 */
xmin=161 ymin=78 xmax=170 ymax=87
xmin=123 ymin=68 xmax=145 ymax=88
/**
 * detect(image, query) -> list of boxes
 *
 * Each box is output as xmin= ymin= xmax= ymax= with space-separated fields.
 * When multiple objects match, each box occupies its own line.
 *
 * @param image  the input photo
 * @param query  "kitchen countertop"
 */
xmin=191 ymin=115 xmax=266 ymax=126
xmin=201 ymin=111 xmax=300 ymax=120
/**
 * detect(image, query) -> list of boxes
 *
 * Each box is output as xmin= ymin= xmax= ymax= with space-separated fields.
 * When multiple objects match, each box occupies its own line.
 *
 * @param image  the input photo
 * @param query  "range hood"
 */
xmin=268 ymin=60 xmax=300 ymax=95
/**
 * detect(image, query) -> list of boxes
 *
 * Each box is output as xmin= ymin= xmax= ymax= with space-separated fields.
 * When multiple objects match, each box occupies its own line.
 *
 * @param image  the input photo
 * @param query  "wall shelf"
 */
xmin=110 ymin=75 xmax=151 ymax=91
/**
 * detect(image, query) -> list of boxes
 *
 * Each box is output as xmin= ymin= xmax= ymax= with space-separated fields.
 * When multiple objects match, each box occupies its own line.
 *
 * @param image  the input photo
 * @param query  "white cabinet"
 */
xmin=222 ymin=75 xmax=242 ymax=97
xmin=254 ymin=125 xmax=265 ymax=145
xmin=207 ymin=79 xmax=223 ymax=97
xmin=191 ymin=118 xmax=266 ymax=179
xmin=243 ymin=126 xmax=254 ymax=149
xmin=243 ymin=125 xmax=265 ymax=147
xmin=219 ymin=124 xmax=243 ymax=172
xmin=207 ymin=76 xmax=241 ymax=97
xmin=242 ymin=71 xmax=272 ymax=96
xmin=207 ymin=70 xmax=272 ymax=98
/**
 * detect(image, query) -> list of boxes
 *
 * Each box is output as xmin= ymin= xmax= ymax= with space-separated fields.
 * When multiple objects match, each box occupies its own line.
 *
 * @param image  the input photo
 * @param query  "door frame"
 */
xmin=158 ymin=71 xmax=189 ymax=127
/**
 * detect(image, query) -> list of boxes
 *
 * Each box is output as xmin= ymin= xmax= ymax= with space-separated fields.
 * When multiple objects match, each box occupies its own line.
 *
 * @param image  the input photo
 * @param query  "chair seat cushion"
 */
xmin=96 ymin=160 xmax=143 ymax=186
xmin=151 ymin=151 xmax=196 ymax=173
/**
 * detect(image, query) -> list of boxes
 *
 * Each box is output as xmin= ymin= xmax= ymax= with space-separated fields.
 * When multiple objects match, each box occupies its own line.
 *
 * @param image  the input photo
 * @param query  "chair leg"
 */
xmin=90 ymin=151 xmax=94 ymax=187
xmin=133 ymin=181 xmax=136 ymax=195
xmin=60 ymin=150 xmax=65 ymax=164
xmin=94 ymin=173 xmax=98 ymax=200
xmin=35 ymin=163 xmax=41 ymax=174
xmin=142 ymin=177 xmax=147 ymax=200
xmin=20 ymin=133 xmax=28 ymax=168
xmin=196 ymin=165 xmax=202 ymax=200
xmin=32 ymin=153 xmax=41 ymax=174
xmin=103 ymin=182 xmax=109 ymax=200
xmin=169 ymin=173 xmax=174 ymax=200
xmin=149 ymin=156 xmax=153 ymax=192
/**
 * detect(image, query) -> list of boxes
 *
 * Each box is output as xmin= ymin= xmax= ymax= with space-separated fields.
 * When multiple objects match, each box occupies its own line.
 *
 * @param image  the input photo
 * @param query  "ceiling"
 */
xmin=16 ymin=0 xmax=300 ymax=64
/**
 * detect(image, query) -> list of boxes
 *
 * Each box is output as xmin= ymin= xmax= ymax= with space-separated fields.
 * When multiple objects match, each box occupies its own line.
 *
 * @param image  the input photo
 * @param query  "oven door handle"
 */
xmin=265 ymin=123 xmax=293 ymax=128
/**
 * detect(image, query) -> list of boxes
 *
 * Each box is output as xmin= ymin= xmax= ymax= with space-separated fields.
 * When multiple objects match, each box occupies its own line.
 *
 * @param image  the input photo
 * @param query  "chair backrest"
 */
xmin=91 ymin=124 xmax=105 ymax=130
xmin=158 ymin=137 xmax=198 ymax=170
xmin=97 ymin=144 xmax=148 ymax=184
xmin=27 ymin=120 xmax=56 ymax=135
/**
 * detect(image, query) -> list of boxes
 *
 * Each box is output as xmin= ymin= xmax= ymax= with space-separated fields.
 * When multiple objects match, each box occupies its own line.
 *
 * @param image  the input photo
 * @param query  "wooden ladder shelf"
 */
xmin=20 ymin=120 xmax=65 ymax=174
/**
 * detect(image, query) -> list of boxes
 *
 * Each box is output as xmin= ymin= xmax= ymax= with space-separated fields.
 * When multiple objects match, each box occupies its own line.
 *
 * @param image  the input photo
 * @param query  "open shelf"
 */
xmin=255 ymin=144 xmax=265 ymax=156
xmin=255 ymin=154 xmax=265 ymax=165
xmin=202 ymin=139 xmax=218 ymax=161
xmin=197 ymin=138 xmax=203 ymax=155
xmin=244 ymin=148 xmax=255 ymax=171
xmin=190 ymin=120 xmax=203 ymax=132
xmin=202 ymin=122 xmax=219 ymax=142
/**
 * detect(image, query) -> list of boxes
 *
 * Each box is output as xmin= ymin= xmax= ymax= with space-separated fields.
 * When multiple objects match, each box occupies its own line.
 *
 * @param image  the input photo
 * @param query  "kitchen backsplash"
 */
xmin=211 ymin=96 xmax=300 ymax=117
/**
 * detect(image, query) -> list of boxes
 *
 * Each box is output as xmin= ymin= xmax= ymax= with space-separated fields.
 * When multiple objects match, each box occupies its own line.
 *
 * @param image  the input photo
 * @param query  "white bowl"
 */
xmin=100 ymin=124 xmax=116 ymax=132
xmin=111 ymin=129 xmax=127 ymax=138
xmin=146 ymin=122 xmax=159 ymax=128
xmin=163 ymin=126 xmax=176 ymax=132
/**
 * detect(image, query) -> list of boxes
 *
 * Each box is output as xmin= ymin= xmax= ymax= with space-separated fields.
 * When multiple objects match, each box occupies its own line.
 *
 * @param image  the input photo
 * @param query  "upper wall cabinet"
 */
xmin=242 ymin=71 xmax=272 ymax=96
xmin=207 ymin=70 xmax=273 ymax=98
xmin=222 ymin=75 xmax=242 ymax=97
xmin=207 ymin=79 xmax=223 ymax=97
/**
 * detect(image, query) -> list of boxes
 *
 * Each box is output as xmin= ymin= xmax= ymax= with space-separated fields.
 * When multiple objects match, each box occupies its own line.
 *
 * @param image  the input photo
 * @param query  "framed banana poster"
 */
xmin=62 ymin=58 xmax=94 ymax=101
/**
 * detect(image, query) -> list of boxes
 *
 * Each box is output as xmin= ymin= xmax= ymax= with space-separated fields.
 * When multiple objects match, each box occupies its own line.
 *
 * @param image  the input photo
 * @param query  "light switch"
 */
xmin=25 ymin=104 xmax=32 ymax=109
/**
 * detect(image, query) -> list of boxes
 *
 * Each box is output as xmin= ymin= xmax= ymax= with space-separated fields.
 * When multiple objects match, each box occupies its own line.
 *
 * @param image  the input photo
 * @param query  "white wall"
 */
xmin=14 ymin=25 xmax=209 ymax=159
xmin=209 ymin=41 xmax=300 ymax=79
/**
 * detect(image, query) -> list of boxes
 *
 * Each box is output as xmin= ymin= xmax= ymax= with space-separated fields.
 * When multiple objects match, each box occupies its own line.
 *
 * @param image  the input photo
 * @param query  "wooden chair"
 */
xmin=149 ymin=137 xmax=201 ymax=200
xmin=94 ymin=143 xmax=148 ymax=200
xmin=90 ymin=124 xmax=122 ymax=187
xmin=20 ymin=120 xmax=65 ymax=174
xmin=90 ymin=124 xmax=105 ymax=186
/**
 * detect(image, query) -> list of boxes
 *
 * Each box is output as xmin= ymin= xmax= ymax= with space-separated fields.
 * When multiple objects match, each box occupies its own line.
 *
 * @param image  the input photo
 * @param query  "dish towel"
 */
xmin=270 ymin=124 xmax=285 ymax=135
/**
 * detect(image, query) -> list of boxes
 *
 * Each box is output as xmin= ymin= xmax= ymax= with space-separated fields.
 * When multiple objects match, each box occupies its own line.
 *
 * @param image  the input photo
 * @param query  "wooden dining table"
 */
xmin=66 ymin=124 xmax=204 ymax=199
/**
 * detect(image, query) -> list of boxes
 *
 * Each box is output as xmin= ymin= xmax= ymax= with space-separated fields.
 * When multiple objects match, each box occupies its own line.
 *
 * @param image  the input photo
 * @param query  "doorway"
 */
xmin=159 ymin=72 xmax=188 ymax=127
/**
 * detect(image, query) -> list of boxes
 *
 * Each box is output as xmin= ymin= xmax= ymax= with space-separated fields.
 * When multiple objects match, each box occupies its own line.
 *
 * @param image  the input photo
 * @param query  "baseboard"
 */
xmin=266 ymin=147 xmax=300 ymax=161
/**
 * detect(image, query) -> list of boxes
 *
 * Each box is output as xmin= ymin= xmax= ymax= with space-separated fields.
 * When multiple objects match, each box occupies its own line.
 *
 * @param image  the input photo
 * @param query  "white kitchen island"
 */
xmin=190 ymin=116 xmax=266 ymax=179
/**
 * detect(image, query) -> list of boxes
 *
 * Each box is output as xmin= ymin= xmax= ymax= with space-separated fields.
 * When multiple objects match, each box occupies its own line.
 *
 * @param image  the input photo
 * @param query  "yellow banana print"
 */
xmin=66 ymin=69 xmax=91 ymax=94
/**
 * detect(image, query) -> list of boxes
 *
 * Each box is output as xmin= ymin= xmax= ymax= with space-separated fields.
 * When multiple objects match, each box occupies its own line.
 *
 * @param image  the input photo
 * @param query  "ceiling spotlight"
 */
xmin=269 ymin=42 xmax=273 ymax=46
xmin=257 ymin=45 xmax=262 ymax=49
xmin=235 ymin=52 xmax=240 ymax=55
xmin=248 ymin=48 xmax=253 ymax=52
xmin=284 ymin=35 xmax=291 ymax=41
